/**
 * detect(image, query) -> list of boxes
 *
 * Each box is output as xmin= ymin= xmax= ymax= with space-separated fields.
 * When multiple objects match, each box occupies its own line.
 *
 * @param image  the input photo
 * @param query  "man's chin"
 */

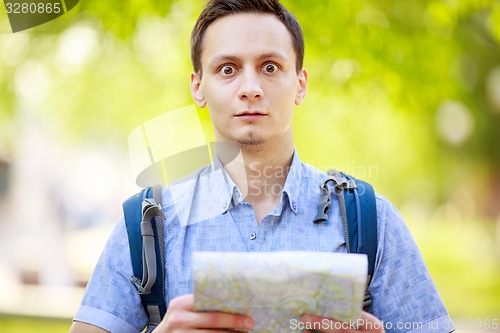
xmin=236 ymin=135 xmax=265 ymax=147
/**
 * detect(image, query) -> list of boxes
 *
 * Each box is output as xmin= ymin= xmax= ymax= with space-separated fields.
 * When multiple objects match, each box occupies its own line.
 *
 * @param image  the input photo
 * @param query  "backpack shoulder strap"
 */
xmin=341 ymin=173 xmax=377 ymax=283
xmin=313 ymin=170 xmax=378 ymax=309
xmin=123 ymin=186 xmax=167 ymax=331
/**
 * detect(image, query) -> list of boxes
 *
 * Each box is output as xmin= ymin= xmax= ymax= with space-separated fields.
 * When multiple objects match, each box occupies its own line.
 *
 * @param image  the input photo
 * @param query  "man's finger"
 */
xmin=167 ymin=310 xmax=254 ymax=330
xmin=165 ymin=295 xmax=254 ymax=331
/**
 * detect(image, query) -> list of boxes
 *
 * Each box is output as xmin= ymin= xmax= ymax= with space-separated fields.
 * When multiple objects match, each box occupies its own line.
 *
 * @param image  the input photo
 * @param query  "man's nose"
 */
xmin=238 ymin=70 xmax=263 ymax=101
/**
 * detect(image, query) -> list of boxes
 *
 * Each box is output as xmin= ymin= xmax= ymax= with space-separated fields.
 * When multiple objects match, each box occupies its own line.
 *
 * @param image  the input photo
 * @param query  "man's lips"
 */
xmin=234 ymin=111 xmax=268 ymax=120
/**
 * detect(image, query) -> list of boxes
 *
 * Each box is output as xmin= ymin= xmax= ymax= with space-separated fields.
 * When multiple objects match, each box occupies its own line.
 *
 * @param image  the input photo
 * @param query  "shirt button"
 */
xmin=291 ymin=201 xmax=297 ymax=211
xmin=249 ymin=232 xmax=257 ymax=240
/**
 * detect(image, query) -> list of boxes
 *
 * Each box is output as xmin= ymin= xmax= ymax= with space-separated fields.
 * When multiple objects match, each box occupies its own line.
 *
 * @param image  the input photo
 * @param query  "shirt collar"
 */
xmin=281 ymin=150 xmax=301 ymax=215
xmin=216 ymin=149 xmax=302 ymax=215
xmin=210 ymin=156 xmax=236 ymax=213
xmin=166 ymin=160 xmax=233 ymax=227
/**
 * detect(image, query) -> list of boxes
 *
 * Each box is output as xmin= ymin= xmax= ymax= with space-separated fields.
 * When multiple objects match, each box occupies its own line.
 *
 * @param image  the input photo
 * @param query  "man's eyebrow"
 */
xmin=256 ymin=52 xmax=288 ymax=61
xmin=209 ymin=55 xmax=240 ymax=65
xmin=208 ymin=52 xmax=288 ymax=65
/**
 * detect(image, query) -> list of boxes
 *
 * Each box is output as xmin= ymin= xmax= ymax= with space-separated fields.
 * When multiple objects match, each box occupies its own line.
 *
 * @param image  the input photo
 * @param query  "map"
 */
xmin=193 ymin=251 xmax=368 ymax=333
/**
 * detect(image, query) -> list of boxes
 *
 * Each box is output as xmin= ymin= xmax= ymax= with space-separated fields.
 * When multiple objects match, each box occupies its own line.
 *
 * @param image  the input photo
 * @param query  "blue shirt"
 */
xmin=74 ymin=151 xmax=454 ymax=333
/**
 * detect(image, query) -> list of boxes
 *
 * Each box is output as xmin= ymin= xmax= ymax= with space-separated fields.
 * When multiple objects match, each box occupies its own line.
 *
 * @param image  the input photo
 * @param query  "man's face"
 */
xmin=190 ymin=13 xmax=308 ymax=148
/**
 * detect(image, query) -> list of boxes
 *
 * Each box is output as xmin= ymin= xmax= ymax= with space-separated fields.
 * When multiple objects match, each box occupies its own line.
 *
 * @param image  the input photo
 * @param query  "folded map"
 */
xmin=193 ymin=251 xmax=368 ymax=333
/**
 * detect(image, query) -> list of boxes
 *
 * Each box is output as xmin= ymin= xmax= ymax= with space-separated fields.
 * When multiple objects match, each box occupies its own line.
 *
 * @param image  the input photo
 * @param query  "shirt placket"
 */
xmin=229 ymin=202 xmax=260 ymax=252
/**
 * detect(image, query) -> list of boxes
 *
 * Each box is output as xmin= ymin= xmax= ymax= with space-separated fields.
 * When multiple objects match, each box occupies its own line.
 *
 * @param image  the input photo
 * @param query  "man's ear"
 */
xmin=190 ymin=72 xmax=206 ymax=108
xmin=295 ymin=68 xmax=308 ymax=106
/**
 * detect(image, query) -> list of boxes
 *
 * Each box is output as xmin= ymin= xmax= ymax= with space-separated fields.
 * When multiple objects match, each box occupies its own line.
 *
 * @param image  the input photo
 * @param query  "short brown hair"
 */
xmin=191 ymin=0 xmax=304 ymax=74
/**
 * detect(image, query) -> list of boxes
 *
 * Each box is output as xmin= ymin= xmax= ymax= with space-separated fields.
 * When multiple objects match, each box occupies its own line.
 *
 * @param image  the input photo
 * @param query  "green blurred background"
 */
xmin=0 ymin=0 xmax=499 ymax=331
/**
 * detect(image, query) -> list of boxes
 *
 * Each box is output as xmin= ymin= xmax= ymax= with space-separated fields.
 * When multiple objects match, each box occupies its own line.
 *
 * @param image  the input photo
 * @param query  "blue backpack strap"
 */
xmin=313 ymin=170 xmax=377 ymax=309
xmin=341 ymin=173 xmax=377 ymax=283
xmin=123 ymin=186 xmax=167 ymax=331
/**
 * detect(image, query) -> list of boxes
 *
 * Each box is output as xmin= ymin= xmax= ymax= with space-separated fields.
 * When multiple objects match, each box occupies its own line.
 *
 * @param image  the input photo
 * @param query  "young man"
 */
xmin=70 ymin=0 xmax=454 ymax=332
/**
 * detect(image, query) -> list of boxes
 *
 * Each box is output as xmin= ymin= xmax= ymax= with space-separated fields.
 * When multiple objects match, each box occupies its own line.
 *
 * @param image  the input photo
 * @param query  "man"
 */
xmin=70 ymin=0 xmax=454 ymax=332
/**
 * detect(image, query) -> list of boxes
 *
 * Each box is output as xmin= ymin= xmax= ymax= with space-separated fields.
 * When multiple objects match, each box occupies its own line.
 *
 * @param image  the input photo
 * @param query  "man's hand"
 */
xmin=300 ymin=311 xmax=386 ymax=333
xmin=153 ymin=294 xmax=255 ymax=332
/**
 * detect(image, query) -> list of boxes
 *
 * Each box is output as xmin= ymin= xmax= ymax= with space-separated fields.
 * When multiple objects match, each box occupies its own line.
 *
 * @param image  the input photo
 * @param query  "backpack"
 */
xmin=122 ymin=170 xmax=377 ymax=332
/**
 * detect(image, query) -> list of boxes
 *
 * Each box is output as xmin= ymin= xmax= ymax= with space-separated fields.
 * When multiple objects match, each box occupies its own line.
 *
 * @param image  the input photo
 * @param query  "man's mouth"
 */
xmin=235 ymin=111 xmax=268 ymax=120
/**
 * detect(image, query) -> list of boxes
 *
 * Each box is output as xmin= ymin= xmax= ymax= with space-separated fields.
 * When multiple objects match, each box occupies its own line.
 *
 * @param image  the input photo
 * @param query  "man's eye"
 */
xmin=219 ymin=65 xmax=236 ymax=76
xmin=262 ymin=63 xmax=278 ymax=73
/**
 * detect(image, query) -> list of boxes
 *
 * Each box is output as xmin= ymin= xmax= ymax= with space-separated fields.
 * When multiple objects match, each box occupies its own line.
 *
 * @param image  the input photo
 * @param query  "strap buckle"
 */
xmin=130 ymin=276 xmax=147 ymax=294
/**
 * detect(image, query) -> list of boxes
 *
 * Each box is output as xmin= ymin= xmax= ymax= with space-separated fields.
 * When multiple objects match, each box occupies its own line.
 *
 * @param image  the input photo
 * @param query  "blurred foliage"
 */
xmin=76 ymin=0 xmax=175 ymax=39
xmin=0 ymin=0 xmax=499 ymax=321
xmin=2 ymin=0 xmax=497 ymax=215
xmin=289 ymin=0 xmax=500 ymax=215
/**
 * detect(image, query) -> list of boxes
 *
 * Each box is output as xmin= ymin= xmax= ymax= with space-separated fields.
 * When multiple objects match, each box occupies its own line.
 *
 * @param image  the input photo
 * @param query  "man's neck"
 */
xmin=217 ymin=142 xmax=294 ymax=223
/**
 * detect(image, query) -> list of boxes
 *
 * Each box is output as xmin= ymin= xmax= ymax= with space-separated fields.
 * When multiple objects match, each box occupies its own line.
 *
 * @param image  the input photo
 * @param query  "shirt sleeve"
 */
xmin=73 ymin=218 xmax=149 ymax=333
xmin=368 ymin=194 xmax=455 ymax=333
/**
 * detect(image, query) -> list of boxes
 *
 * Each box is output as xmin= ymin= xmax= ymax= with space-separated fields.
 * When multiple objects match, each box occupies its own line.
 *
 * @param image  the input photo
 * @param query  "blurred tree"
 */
xmin=287 ymin=0 xmax=500 ymax=218
xmin=75 ymin=0 xmax=175 ymax=39
xmin=0 ymin=0 xmax=499 ymax=217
